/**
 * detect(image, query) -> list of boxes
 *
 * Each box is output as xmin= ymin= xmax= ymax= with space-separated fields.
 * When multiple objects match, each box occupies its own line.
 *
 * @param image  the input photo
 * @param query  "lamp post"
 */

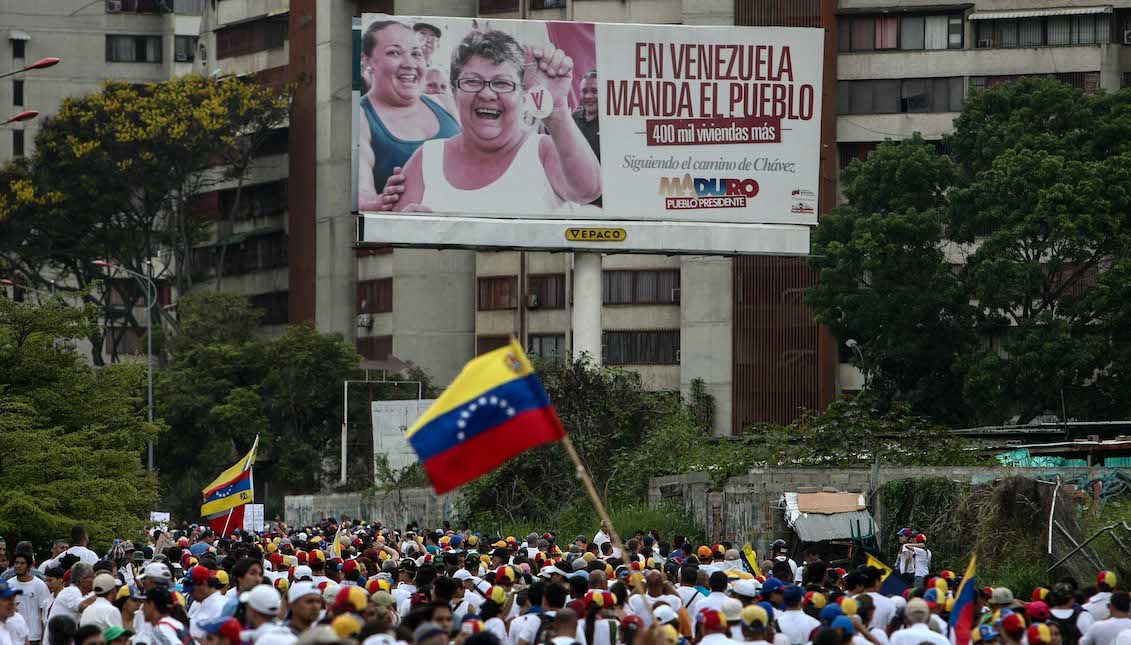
xmin=1 ymin=110 xmax=38 ymax=126
xmin=845 ymin=338 xmax=868 ymax=389
xmin=0 ymin=57 xmax=60 ymax=81
xmin=93 ymin=259 xmax=156 ymax=471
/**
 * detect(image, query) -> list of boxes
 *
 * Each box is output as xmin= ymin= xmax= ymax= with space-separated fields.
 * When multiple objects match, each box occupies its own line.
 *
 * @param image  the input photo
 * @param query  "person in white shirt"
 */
xmin=141 ymin=588 xmax=185 ymax=645
xmin=8 ymin=554 xmax=50 ymax=645
xmin=862 ymin=568 xmax=895 ymax=632
xmin=79 ymin=574 xmax=121 ymax=631
xmin=184 ymin=566 xmax=226 ymax=642
xmin=592 ymin=522 xmax=611 ymax=550
xmin=775 ymin=586 xmax=819 ymax=645
xmin=1084 ymin=571 xmax=1117 ymax=622
xmin=889 ymin=599 xmax=949 ymax=645
xmin=696 ymin=572 xmax=732 ymax=614
xmin=698 ymin=609 xmax=742 ymax=645
xmin=0 ymin=581 xmax=28 ymax=645
xmin=1081 ymin=590 xmax=1131 ymax=645
xmin=43 ymin=529 xmax=98 ymax=570
xmin=1049 ymin=586 xmax=1094 ymax=642
xmin=47 ymin=563 xmax=94 ymax=623
xmin=625 ymin=572 xmax=682 ymax=629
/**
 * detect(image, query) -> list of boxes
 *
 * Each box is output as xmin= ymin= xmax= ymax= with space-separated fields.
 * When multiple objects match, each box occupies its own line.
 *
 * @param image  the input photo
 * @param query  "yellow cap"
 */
xmin=741 ymin=605 xmax=769 ymax=627
xmin=331 ymin=615 xmax=362 ymax=638
xmin=839 ymin=596 xmax=858 ymax=616
xmin=213 ymin=570 xmax=229 ymax=587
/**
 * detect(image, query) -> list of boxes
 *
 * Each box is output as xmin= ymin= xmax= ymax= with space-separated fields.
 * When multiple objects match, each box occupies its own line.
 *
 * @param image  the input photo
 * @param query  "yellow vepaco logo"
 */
xmin=565 ymin=228 xmax=627 ymax=242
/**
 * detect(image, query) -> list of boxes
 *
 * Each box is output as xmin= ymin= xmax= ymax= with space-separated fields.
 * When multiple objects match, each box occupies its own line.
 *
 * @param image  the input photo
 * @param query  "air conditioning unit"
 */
xmin=527 ymin=293 xmax=541 ymax=309
xmin=356 ymin=313 xmax=372 ymax=329
xmin=175 ymin=52 xmax=191 ymax=62
xmin=1123 ymin=30 xmax=1131 ymax=45
xmin=977 ymin=38 xmax=994 ymax=48
xmin=107 ymin=0 xmax=123 ymax=12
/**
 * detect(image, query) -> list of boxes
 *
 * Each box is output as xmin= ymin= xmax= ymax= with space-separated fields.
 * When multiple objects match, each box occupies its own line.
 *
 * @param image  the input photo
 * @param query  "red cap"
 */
xmin=341 ymin=560 xmax=358 ymax=575
xmin=698 ymin=609 xmax=728 ymax=634
xmin=296 ymin=551 xmax=309 ymax=564
xmin=1027 ymin=601 xmax=1050 ymax=622
xmin=188 ymin=565 xmax=212 ymax=583
xmin=1001 ymin=613 xmax=1026 ymax=638
xmin=214 ymin=618 xmax=242 ymax=644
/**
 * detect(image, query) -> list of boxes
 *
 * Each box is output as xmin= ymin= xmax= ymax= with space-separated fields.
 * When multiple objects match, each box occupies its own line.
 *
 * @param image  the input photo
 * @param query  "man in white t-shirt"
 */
xmin=184 ymin=566 xmax=227 ymax=642
xmin=79 ymin=574 xmax=121 ymax=631
xmin=1081 ymin=591 xmax=1131 ymax=645
xmin=890 ymin=599 xmax=948 ymax=645
xmin=43 ymin=528 xmax=98 ymax=569
xmin=625 ymin=571 xmax=682 ymax=628
xmin=0 ymin=580 xmax=28 ymax=645
xmin=863 ymin=567 xmax=896 ymax=631
xmin=46 ymin=563 xmax=94 ymax=623
xmin=1084 ymin=571 xmax=1118 ymax=622
xmin=8 ymin=555 xmax=50 ymax=645
xmin=776 ymin=585 xmax=819 ymax=645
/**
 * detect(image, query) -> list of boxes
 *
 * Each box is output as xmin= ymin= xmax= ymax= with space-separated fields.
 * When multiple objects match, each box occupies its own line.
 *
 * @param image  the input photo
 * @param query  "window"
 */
xmin=107 ymin=0 xmax=167 ymax=13
xmin=218 ymin=180 xmax=287 ymax=220
xmin=970 ymin=72 xmax=1101 ymax=94
xmin=602 ymin=270 xmax=680 ymax=305
xmin=528 ymin=274 xmax=565 ymax=309
xmin=106 ymin=35 xmax=162 ymax=63
xmin=357 ymin=278 xmax=393 ymax=314
xmin=838 ymin=142 xmax=878 ymax=172
xmin=197 ymin=231 xmax=288 ymax=277
xmin=478 ymin=276 xmax=517 ymax=310
xmin=12 ymin=130 xmax=24 ymax=157
xmin=528 ymin=333 xmax=566 ymax=357
xmin=840 ymin=13 xmax=964 ymax=52
xmin=839 ymin=78 xmax=963 ymax=114
xmin=476 ymin=335 xmax=510 ymax=355
xmin=249 ymin=291 xmax=288 ymax=325
xmin=215 ymin=18 xmax=288 ymax=59
xmin=173 ymin=0 xmax=205 ymax=14
xmin=255 ymin=127 xmax=289 ymax=157
xmin=174 ymin=35 xmax=197 ymax=62
xmin=11 ymin=39 xmax=24 ymax=60
xmin=12 ymin=80 xmax=22 ymax=107
xmin=357 ymin=335 xmax=392 ymax=361
xmin=604 ymin=330 xmax=680 ymax=365
xmin=976 ymin=15 xmax=1112 ymax=48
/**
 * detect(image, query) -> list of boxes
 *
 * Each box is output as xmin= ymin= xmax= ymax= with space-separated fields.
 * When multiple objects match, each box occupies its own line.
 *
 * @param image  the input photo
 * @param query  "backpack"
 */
xmin=155 ymin=619 xmax=192 ymax=645
xmin=532 ymin=612 xmax=557 ymax=645
xmin=1052 ymin=608 xmax=1083 ymax=645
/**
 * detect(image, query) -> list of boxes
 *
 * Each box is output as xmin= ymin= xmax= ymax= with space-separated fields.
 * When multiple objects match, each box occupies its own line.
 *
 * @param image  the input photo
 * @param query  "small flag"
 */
xmin=866 ymin=553 xmax=908 ymax=596
xmin=950 ymin=555 xmax=978 ymax=645
xmin=406 ymin=340 xmax=565 ymax=494
xmin=201 ymin=438 xmax=258 ymax=519
xmin=331 ymin=525 xmax=344 ymax=559
xmin=740 ymin=544 xmax=762 ymax=577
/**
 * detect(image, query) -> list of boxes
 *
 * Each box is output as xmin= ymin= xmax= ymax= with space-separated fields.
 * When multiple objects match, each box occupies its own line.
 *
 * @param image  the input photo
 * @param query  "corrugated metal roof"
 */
xmin=783 ymin=492 xmax=877 ymax=542
xmin=969 ymin=5 xmax=1111 ymax=19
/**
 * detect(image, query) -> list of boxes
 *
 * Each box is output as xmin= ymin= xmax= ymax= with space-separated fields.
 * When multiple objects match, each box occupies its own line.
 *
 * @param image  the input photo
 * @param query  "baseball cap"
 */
xmin=819 ymin=604 xmax=844 ymax=624
xmin=334 ymin=586 xmax=369 ymax=613
xmin=761 ymin=578 xmax=784 ymax=596
xmin=103 ymin=626 xmax=134 ymax=641
xmin=804 ymin=591 xmax=826 ymax=609
xmin=741 ymin=605 xmax=768 ymax=628
xmin=782 ymin=584 xmax=804 ymax=606
xmin=332 ymin=615 xmax=362 ymax=639
xmin=1099 ymin=570 xmax=1118 ymax=587
xmin=721 ymin=598 xmax=743 ymax=623
xmin=653 ymin=604 xmax=679 ymax=626
xmin=0 ymin=581 xmax=23 ymax=599
xmin=199 ymin=618 xmax=242 ymax=644
xmin=697 ymin=609 xmax=727 ymax=633
xmin=93 ymin=573 xmax=118 ymax=595
xmin=1027 ymin=600 xmax=1050 ymax=622
xmin=293 ymin=565 xmax=314 ymax=581
xmin=991 ymin=587 xmax=1014 ymax=605
xmin=1000 ymin=613 xmax=1026 ymax=638
xmin=696 ymin=546 xmax=712 ymax=559
xmin=975 ymin=625 xmax=1001 ymax=641
xmin=242 ymin=585 xmax=281 ymax=616
xmin=372 ymin=590 xmax=396 ymax=608
xmin=287 ymin=582 xmax=320 ymax=603
xmin=732 ymin=579 xmax=760 ymax=599
xmin=453 ymin=569 xmax=473 ymax=582
xmin=1026 ymin=623 xmax=1052 ymax=644
xmin=831 ymin=616 xmax=855 ymax=635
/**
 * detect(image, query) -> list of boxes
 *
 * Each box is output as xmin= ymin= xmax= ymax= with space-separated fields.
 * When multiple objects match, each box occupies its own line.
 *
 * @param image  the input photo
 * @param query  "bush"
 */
xmin=469 ymin=502 xmax=705 ymax=545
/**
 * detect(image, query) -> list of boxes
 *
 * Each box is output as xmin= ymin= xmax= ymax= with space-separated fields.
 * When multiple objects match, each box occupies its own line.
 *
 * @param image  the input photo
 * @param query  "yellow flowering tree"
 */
xmin=0 ymin=75 xmax=291 ymax=364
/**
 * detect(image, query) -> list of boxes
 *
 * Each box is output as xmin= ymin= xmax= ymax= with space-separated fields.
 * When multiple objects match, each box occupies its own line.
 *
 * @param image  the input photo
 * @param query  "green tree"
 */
xmin=0 ymin=76 xmax=291 ymax=364
xmin=155 ymin=292 xmax=358 ymax=520
xmin=809 ymin=79 xmax=1131 ymax=425
xmin=0 ymin=295 xmax=160 ymax=552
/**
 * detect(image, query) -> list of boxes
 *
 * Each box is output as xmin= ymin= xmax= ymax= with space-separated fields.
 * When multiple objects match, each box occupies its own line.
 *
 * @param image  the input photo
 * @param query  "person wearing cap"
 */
xmin=739 ymin=604 xmax=775 ymax=645
xmin=625 ymin=571 xmax=682 ymax=628
xmin=185 ymin=566 xmax=226 ymax=642
xmin=195 ymin=617 xmax=241 ymax=645
xmin=284 ymin=583 xmax=321 ymax=636
xmin=1084 ymin=571 xmax=1117 ymax=622
xmin=981 ymin=587 xmax=1017 ymax=627
xmin=776 ymin=585 xmax=818 ymax=645
xmin=697 ymin=608 xmax=741 ymax=645
xmin=141 ymin=588 xmax=184 ymax=645
xmin=1081 ymin=590 xmax=1131 ymax=645
xmin=9 ymin=552 xmax=50 ymax=645
xmin=112 ymin=585 xmax=143 ymax=635
xmin=889 ymin=598 xmax=948 ymax=645
xmin=974 ymin=624 xmax=1001 ymax=644
xmin=102 ymin=625 xmax=132 ymax=645
xmin=79 ymin=574 xmax=121 ymax=631
xmin=241 ymin=585 xmax=284 ymax=631
xmin=0 ymin=579 xmax=29 ymax=645
xmin=48 ymin=563 xmax=94 ymax=623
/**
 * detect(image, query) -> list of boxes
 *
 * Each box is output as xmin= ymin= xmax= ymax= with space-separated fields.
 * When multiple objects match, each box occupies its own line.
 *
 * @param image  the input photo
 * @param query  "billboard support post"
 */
xmin=573 ymin=252 xmax=603 ymax=365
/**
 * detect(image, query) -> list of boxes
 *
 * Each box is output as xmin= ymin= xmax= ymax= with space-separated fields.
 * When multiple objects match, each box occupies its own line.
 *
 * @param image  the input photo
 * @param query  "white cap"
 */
xmin=453 ymin=569 xmax=473 ymax=582
xmin=538 ymin=565 xmax=565 ymax=578
xmin=242 ymin=585 xmax=282 ymax=616
xmin=731 ymin=579 xmax=761 ymax=598
xmin=92 ymin=573 xmax=117 ymax=595
xmin=140 ymin=563 xmax=173 ymax=582
xmin=321 ymin=583 xmax=340 ymax=606
xmin=293 ymin=565 xmax=313 ymax=581
xmin=297 ymin=532 xmax=309 ymax=542
xmin=287 ymin=581 xmax=320 ymax=603
xmin=653 ymin=605 xmax=678 ymax=625
xmin=721 ymin=598 xmax=743 ymax=622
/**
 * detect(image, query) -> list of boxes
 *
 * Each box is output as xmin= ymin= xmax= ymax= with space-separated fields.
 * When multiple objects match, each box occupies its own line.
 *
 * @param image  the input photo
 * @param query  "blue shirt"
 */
xmin=360 ymin=94 xmax=460 ymax=195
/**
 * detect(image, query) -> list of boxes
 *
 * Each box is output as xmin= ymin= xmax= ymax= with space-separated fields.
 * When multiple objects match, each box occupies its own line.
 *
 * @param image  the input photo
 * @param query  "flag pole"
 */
xmin=560 ymin=434 xmax=623 ymax=552
xmin=221 ymin=434 xmax=260 ymax=536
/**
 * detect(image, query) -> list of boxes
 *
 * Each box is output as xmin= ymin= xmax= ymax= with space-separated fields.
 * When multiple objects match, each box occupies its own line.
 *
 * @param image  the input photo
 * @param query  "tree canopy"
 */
xmin=809 ymin=78 xmax=1131 ymax=425
xmin=0 ymin=295 xmax=159 ymax=550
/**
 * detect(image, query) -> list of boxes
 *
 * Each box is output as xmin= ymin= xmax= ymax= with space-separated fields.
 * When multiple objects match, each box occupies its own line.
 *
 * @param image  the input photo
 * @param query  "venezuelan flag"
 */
xmin=201 ymin=438 xmax=258 ymax=518
xmin=949 ymin=555 xmax=977 ymax=645
xmin=740 ymin=544 xmax=761 ymax=576
xmin=406 ymin=339 xmax=565 ymax=494
xmin=866 ymin=553 xmax=909 ymax=596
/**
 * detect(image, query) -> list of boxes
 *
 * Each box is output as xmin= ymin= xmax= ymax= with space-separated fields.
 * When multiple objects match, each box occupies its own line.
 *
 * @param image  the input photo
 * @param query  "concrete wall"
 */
xmin=680 ymin=256 xmax=733 ymax=436
xmin=284 ymin=489 xmax=461 ymax=528
xmin=649 ymin=466 xmax=1129 ymax=544
xmin=392 ymin=249 xmax=477 ymax=384
xmin=372 ymin=399 xmax=437 ymax=473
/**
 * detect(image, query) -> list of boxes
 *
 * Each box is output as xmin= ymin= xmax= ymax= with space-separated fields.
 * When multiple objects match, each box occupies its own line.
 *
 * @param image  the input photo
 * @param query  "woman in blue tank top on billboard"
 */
xmin=357 ymin=20 xmax=460 ymax=211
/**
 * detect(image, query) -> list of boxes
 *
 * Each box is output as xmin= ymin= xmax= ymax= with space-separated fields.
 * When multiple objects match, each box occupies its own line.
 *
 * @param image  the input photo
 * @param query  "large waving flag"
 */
xmin=866 ymin=553 xmax=909 ymax=596
xmin=740 ymin=544 xmax=762 ymax=576
xmin=406 ymin=339 xmax=565 ymax=494
xmin=949 ymin=554 xmax=978 ymax=645
xmin=201 ymin=437 xmax=258 ymax=534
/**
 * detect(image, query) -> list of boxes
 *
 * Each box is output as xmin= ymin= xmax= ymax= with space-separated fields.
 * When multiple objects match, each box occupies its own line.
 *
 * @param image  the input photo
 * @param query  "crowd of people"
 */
xmin=0 ymin=521 xmax=1127 ymax=645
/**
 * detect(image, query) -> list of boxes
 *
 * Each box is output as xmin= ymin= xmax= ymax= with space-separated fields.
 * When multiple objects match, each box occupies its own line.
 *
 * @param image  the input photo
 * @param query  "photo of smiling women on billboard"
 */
xmin=377 ymin=24 xmax=601 ymax=216
xmin=357 ymin=19 xmax=461 ymax=212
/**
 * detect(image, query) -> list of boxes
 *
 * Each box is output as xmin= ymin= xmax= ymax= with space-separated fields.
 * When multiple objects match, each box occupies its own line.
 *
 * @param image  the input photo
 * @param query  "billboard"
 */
xmin=356 ymin=14 xmax=823 ymax=248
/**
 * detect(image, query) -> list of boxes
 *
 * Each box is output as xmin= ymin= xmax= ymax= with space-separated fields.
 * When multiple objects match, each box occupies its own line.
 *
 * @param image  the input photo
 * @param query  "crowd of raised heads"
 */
xmin=0 ymin=521 xmax=1126 ymax=645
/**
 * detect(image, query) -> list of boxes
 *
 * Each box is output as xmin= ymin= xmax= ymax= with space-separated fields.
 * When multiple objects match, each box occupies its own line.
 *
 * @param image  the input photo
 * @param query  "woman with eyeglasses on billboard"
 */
xmin=357 ymin=20 xmax=460 ymax=212
xmin=382 ymin=28 xmax=601 ymax=215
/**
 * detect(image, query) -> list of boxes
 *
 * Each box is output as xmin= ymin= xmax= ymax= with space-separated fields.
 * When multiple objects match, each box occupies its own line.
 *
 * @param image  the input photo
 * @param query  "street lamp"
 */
xmin=0 ymin=57 xmax=60 ymax=81
xmin=2 ymin=110 xmax=38 ymax=126
xmin=93 ymin=259 xmax=157 ymax=471
xmin=845 ymin=338 xmax=868 ymax=389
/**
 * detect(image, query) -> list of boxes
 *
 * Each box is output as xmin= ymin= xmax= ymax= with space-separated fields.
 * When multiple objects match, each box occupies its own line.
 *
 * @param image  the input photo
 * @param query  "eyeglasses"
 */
xmin=454 ymin=78 xmax=518 ymax=94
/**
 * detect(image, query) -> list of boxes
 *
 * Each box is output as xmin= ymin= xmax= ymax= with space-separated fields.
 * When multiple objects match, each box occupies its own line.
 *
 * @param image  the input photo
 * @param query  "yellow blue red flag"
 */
xmin=740 ymin=544 xmax=762 ymax=576
xmin=201 ymin=437 xmax=258 ymax=519
xmin=950 ymin=555 xmax=977 ymax=645
xmin=406 ymin=339 xmax=565 ymax=494
xmin=867 ymin=553 xmax=909 ymax=596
